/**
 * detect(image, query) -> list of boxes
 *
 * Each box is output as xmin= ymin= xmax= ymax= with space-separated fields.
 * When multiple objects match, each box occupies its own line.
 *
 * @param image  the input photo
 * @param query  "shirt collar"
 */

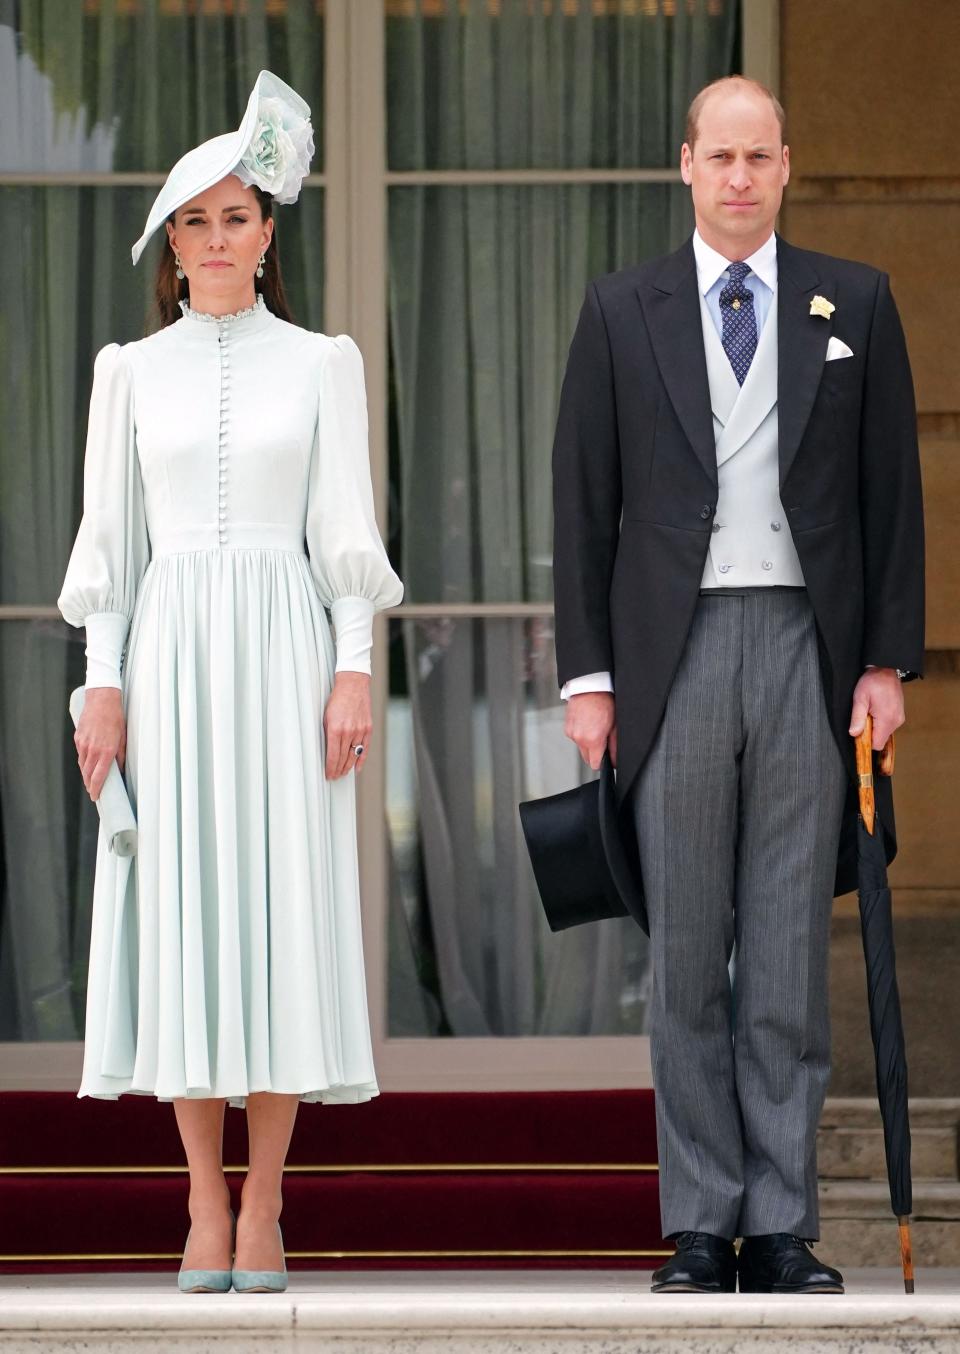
xmin=692 ymin=228 xmax=778 ymax=296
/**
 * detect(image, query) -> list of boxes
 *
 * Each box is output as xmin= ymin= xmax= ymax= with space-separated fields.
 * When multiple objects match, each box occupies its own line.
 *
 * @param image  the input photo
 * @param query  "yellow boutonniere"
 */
xmin=810 ymin=294 xmax=836 ymax=319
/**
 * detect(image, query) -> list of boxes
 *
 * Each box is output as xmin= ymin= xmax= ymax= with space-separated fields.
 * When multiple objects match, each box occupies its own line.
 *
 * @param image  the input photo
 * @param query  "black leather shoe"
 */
xmin=738 ymin=1234 xmax=844 ymax=1294
xmin=651 ymin=1232 xmax=737 ymax=1293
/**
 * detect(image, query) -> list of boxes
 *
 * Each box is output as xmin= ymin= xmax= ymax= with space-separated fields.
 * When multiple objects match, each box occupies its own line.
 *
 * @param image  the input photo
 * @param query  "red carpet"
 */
xmin=0 ymin=1090 xmax=666 ymax=1272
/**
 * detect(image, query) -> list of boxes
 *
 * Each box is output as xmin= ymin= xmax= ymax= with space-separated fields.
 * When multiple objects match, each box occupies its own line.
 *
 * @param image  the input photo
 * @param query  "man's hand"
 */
xmin=564 ymin=691 xmax=616 ymax=770
xmin=849 ymin=668 xmax=905 ymax=750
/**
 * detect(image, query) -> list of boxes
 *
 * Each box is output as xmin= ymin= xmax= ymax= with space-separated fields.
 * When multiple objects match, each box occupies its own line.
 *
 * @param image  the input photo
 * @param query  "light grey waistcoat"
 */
xmin=699 ymin=288 xmax=806 ymax=589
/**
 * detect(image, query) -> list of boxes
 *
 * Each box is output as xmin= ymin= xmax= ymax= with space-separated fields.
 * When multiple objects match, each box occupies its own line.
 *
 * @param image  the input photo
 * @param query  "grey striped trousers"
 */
xmin=632 ymin=591 xmax=848 ymax=1240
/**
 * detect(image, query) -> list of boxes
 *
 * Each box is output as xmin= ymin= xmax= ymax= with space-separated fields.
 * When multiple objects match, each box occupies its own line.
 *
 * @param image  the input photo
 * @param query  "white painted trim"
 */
xmin=0 ymin=1043 xmax=83 ymax=1091
xmin=386 ymin=169 xmax=682 ymax=185
xmin=376 ymin=1037 xmax=653 ymax=1092
xmin=0 ymin=607 xmax=61 ymax=619
xmin=394 ymin=603 xmax=554 ymax=619
xmin=334 ymin=0 xmax=392 ymax=1076
xmin=323 ymin=0 xmax=350 ymax=335
xmin=0 ymin=173 xmax=328 ymax=187
xmin=741 ymin=0 xmax=780 ymax=94
xmin=0 ymin=1038 xmax=653 ymax=1092
xmin=2 ymin=2 xmax=761 ymax=1097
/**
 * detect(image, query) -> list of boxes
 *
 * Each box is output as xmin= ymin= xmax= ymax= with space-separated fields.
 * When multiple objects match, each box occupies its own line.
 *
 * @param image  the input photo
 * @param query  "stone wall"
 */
xmin=778 ymin=0 xmax=960 ymax=1095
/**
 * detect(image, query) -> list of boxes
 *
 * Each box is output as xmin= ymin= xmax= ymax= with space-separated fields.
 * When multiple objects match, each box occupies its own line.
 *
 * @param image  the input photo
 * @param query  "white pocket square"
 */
xmin=825 ymin=336 xmax=854 ymax=361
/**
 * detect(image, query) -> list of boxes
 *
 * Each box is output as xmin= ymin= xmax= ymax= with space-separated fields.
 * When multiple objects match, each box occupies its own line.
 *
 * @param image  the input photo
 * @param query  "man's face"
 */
xmin=680 ymin=87 xmax=789 ymax=254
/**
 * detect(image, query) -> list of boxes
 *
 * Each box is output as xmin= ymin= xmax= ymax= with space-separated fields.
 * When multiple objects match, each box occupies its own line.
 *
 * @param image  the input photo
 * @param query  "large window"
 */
xmin=0 ymin=0 xmax=326 ymax=1044
xmin=382 ymin=0 xmax=739 ymax=1042
xmin=0 ymin=0 xmax=756 ymax=1088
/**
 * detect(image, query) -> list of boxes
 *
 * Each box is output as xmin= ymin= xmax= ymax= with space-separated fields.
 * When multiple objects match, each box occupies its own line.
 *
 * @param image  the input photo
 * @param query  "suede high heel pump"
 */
xmin=177 ymin=1209 xmax=236 ymax=1294
xmin=232 ymin=1222 xmax=288 ymax=1293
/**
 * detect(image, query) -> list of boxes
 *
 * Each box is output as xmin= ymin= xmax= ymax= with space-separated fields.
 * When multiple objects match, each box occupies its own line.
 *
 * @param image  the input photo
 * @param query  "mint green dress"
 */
xmin=58 ymin=297 xmax=402 ymax=1106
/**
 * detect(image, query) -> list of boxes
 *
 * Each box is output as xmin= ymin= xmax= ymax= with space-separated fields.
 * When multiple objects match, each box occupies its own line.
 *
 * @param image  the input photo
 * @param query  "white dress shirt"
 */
xmin=560 ymin=231 xmax=777 ymax=701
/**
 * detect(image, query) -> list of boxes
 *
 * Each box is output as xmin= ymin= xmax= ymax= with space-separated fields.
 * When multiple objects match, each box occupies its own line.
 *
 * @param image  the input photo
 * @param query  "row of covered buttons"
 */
xmin=217 ymin=322 xmax=231 ymax=544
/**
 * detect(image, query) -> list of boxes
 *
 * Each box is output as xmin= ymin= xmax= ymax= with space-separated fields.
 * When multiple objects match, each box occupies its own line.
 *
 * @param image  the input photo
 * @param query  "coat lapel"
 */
xmin=715 ymin=288 xmax=778 ymax=467
xmin=699 ymin=290 xmax=740 ymax=428
xmin=639 ymin=240 xmax=718 ymax=491
xmin=777 ymin=235 xmax=832 ymax=488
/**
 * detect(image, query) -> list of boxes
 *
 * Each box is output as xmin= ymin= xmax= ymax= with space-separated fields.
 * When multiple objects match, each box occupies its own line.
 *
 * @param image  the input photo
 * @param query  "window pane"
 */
xmin=0 ymin=619 xmax=97 ymax=1040
xmin=0 ymin=2 xmax=325 ymax=173
xmin=0 ymin=185 xmax=324 ymax=606
xmin=386 ymin=0 xmax=738 ymax=172
xmin=388 ymin=181 xmax=691 ymax=603
xmin=386 ymin=615 xmax=650 ymax=1038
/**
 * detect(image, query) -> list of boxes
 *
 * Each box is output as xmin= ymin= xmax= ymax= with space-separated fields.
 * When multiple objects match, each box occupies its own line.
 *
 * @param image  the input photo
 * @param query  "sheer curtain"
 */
xmin=386 ymin=0 xmax=739 ymax=1037
xmin=0 ymin=0 xmax=325 ymax=1040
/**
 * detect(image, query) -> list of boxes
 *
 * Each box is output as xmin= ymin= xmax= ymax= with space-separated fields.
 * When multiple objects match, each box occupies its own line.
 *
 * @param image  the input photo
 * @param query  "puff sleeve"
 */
xmin=57 ymin=344 xmax=149 ymax=689
xmin=306 ymin=335 xmax=403 ymax=674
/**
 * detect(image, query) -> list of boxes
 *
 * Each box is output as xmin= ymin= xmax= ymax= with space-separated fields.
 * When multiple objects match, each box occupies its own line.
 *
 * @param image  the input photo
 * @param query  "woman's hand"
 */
xmin=323 ymin=672 xmax=372 ymax=779
xmin=75 ymin=687 xmax=126 ymax=801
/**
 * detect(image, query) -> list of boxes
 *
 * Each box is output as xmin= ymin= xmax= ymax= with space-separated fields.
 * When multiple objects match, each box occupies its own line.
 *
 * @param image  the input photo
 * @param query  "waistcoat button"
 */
xmin=771 ymin=521 xmax=782 ymax=532
xmin=762 ymin=560 xmax=773 ymax=571
xmin=700 ymin=505 xmax=712 ymax=520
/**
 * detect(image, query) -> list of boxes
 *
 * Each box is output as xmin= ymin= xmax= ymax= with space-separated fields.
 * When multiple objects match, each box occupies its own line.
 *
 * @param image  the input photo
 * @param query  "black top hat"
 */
xmin=519 ymin=752 xmax=648 ymax=935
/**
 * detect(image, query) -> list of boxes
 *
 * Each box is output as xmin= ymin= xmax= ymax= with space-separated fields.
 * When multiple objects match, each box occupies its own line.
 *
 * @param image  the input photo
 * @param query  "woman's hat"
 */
xmin=519 ymin=752 xmax=648 ymax=934
xmin=131 ymin=70 xmax=314 ymax=266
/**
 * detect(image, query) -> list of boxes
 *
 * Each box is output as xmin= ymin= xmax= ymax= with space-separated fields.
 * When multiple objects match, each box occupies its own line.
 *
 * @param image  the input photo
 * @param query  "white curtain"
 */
xmin=386 ymin=0 xmax=739 ymax=1036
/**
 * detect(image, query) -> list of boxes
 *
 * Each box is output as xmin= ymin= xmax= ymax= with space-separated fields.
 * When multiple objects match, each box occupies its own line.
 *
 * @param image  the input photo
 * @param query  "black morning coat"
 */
xmin=551 ymin=234 xmax=925 ymax=896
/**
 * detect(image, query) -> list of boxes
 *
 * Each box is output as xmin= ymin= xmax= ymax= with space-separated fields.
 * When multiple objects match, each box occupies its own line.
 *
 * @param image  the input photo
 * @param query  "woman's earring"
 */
xmin=256 ymin=253 xmax=266 ymax=280
xmin=174 ymin=251 xmax=185 ymax=280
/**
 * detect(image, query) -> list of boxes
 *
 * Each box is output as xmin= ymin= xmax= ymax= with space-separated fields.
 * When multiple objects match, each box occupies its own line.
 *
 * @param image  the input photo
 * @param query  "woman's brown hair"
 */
xmin=153 ymin=185 xmax=294 ymax=329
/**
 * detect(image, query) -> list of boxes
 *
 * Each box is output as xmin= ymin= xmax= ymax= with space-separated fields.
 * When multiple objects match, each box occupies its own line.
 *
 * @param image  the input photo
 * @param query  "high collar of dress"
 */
xmin=692 ymin=228 xmax=778 ymax=296
xmin=177 ymin=293 xmax=275 ymax=337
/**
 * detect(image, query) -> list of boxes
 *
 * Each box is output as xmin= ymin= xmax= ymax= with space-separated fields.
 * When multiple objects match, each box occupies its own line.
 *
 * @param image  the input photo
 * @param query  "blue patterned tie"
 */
xmin=720 ymin=261 xmax=758 ymax=385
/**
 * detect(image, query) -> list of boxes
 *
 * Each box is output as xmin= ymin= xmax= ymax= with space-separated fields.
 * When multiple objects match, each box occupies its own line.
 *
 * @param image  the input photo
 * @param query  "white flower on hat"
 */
xmin=236 ymin=96 xmax=314 ymax=205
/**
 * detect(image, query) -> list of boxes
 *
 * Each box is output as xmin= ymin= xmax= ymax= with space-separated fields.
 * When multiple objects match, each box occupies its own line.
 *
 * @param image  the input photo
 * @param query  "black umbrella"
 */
xmin=855 ymin=715 xmax=914 ymax=1294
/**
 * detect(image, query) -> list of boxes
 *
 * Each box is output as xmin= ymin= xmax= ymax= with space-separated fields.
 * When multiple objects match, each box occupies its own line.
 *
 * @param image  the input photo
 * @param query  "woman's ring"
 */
xmin=353 ymin=744 xmax=364 ymax=758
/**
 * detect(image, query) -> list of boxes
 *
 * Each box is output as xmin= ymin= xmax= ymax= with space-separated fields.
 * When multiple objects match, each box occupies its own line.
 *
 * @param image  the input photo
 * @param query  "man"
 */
xmin=552 ymin=77 xmax=924 ymax=1295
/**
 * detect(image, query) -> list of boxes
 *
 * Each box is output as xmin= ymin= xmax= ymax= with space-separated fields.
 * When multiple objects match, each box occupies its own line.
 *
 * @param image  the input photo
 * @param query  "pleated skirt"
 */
xmin=79 ymin=547 xmax=378 ymax=1108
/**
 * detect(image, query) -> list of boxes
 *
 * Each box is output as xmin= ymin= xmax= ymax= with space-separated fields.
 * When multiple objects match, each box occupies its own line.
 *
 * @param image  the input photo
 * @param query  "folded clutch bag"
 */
xmin=68 ymin=686 xmax=138 ymax=857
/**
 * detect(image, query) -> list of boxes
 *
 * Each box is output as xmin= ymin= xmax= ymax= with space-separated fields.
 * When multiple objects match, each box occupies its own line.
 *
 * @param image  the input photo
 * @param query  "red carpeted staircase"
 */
xmin=0 ymin=1090 xmax=666 ymax=1273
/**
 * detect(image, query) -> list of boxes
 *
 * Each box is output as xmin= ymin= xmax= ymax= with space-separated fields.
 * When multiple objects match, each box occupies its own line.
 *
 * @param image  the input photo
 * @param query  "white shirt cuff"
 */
xmin=83 ymin=612 xmax=128 ymax=690
xmin=560 ymin=671 xmax=614 ymax=701
xmin=331 ymin=596 xmax=376 ymax=675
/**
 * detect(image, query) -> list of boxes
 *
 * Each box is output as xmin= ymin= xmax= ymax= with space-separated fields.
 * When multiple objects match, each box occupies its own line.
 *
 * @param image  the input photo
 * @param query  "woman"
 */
xmin=58 ymin=72 xmax=402 ymax=1293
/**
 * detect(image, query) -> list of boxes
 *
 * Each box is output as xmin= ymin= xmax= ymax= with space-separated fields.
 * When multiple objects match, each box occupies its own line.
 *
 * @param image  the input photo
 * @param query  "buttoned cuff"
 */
xmin=560 ymin=671 xmax=614 ymax=702
xmin=83 ymin=612 xmax=128 ymax=690
xmin=331 ymin=597 xmax=376 ymax=675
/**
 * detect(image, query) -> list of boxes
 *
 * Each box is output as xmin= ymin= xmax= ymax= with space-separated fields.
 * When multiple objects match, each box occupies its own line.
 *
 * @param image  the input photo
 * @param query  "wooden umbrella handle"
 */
xmin=898 ymin=1216 xmax=915 ymax=1294
xmin=855 ymin=715 xmax=896 ymax=836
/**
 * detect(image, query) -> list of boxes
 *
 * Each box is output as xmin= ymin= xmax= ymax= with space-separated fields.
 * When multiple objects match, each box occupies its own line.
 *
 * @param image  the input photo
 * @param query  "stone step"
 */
xmin=818 ymin=1126 xmax=958 ymax=1179
xmin=821 ymin=1100 xmax=960 ymax=1127
xmin=821 ymin=1179 xmax=960 ymax=1220
xmin=817 ymin=1217 xmax=960 ymax=1270
xmin=817 ymin=1099 xmax=960 ymax=1183
xmin=817 ymin=1179 xmax=960 ymax=1269
xmin=2 ymin=1271 xmax=960 ymax=1354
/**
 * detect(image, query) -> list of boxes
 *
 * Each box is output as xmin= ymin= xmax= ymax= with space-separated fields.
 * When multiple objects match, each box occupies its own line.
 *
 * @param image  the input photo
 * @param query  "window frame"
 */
xmin=332 ymin=0 xmax=779 ymax=1092
xmin=0 ymin=0 xmax=779 ymax=1091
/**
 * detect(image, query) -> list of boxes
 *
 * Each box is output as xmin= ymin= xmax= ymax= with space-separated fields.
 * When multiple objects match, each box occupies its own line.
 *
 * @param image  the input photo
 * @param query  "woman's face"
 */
xmin=165 ymin=175 xmax=273 ymax=292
